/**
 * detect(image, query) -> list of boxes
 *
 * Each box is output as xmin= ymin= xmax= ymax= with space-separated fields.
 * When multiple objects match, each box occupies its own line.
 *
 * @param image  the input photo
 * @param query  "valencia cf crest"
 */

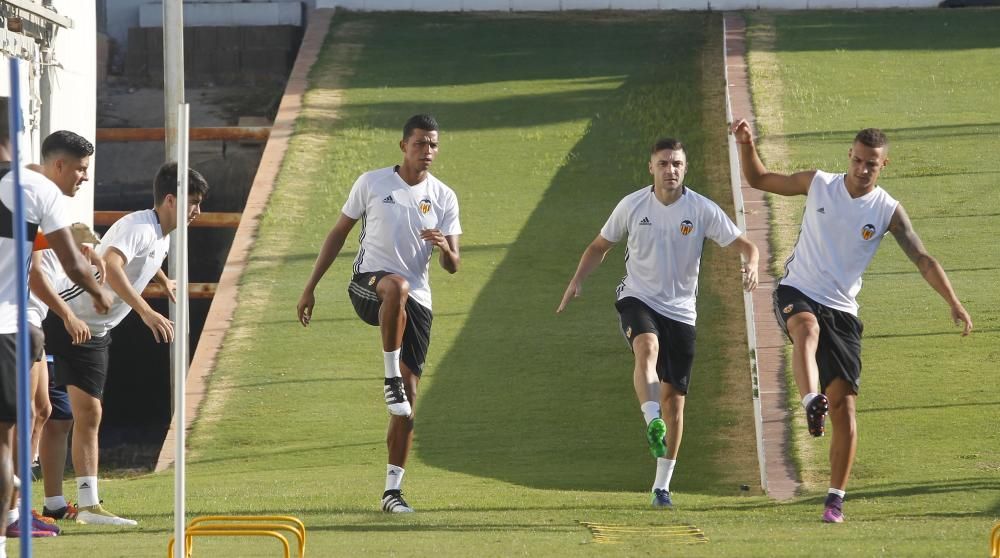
xmin=782 ymin=304 xmax=793 ymax=314
xmin=419 ymin=199 xmax=432 ymax=215
xmin=368 ymin=276 xmax=377 ymax=286
xmin=861 ymin=224 xmax=876 ymax=240
xmin=680 ymin=220 xmax=694 ymax=236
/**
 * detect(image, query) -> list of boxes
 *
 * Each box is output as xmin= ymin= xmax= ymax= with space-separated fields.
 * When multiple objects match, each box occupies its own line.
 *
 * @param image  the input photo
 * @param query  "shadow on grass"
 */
xmin=863 ymin=327 xmax=999 ymax=339
xmin=861 ymin=400 xmax=1000 ymax=414
xmin=324 ymin=13 xmax=753 ymax=495
xmin=763 ymin=10 xmax=1000 ymax=53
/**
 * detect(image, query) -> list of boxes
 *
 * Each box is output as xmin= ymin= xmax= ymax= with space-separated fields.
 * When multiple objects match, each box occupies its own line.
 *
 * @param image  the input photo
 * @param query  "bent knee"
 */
xmin=378 ymin=275 xmax=411 ymax=301
xmin=787 ymin=314 xmax=820 ymax=342
xmin=632 ymin=333 xmax=658 ymax=357
xmin=36 ymin=402 xmax=53 ymax=422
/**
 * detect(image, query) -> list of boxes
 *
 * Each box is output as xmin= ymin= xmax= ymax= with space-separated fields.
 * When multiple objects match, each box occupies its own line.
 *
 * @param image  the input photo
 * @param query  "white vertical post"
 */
xmin=163 ymin=0 xmax=185 ymax=406
xmin=722 ymin=16 xmax=768 ymax=494
xmin=163 ymin=0 xmax=185 ymax=163
xmin=172 ymin=104 xmax=190 ymax=558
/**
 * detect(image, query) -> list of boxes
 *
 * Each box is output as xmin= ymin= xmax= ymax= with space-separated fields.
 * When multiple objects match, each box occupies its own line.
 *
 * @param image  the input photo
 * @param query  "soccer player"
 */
xmin=557 ymin=138 xmax=759 ymax=509
xmin=731 ymin=119 xmax=973 ymax=523
xmin=297 ymin=114 xmax=461 ymax=514
xmin=1 ymin=131 xmax=111 ymax=553
xmin=28 ymin=224 xmax=103 ymax=524
xmin=43 ymin=162 xmax=206 ymax=526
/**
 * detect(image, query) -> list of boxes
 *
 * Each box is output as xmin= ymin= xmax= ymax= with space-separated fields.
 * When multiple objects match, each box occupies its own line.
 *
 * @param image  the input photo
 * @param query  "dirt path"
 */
xmin=723 ymin=13 xmax=800 ymax=500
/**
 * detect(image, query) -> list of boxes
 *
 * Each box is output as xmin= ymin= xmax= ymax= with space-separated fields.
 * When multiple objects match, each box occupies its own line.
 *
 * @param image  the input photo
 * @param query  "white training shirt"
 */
xmin=342 ymin=166 xmax=462 ymax=311
xmin=0 ymin=168 xmax=73 ymax=334
xmin=27 ymin=249 xmax=65 ymax=328
xmin=779 ymin=170 xmax=899 ymax=316
xmin=600 ymin=186 xmax=742 ymax=326
xmin=62 ymin=209 xmax=169 ymax=337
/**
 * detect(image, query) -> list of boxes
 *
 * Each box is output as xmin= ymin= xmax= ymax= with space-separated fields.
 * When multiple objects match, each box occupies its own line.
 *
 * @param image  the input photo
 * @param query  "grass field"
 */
xmin=14 ymin=8 xmax=1000 ymax=557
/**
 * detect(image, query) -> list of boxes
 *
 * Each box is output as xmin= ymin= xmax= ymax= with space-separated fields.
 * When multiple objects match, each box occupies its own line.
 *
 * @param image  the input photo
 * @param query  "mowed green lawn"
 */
xmin=746 ymin=5 xmax=1000 ymax=553
xmin=15 ymin=9 xmax=999 ymax=558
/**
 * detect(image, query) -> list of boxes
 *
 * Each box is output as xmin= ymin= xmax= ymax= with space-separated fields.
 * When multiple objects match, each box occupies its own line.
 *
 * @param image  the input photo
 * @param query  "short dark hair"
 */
xmin=403 ymin=114 xmax=439 ymax=140
xmin=41 ymin=130 xmax=94 ymax=161
xmin=854 ymin=128 xmax=888 ymax=149
xmin=153 ymin=162 xmax=209 ymax=205
xmin=651 ymin=137 xmax=685 ymax=155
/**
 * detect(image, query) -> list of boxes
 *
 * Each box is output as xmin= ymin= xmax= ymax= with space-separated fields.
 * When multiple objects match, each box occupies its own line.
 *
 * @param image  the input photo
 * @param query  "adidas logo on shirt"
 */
xmin=639 ymin=217 xmax=651 ymax=225
xmin=383 ymin=195 xmax=395 ymax=204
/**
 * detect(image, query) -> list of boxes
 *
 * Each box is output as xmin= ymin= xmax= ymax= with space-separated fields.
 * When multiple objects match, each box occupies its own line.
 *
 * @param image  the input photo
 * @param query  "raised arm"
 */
xmin=420 ymin=229 xmax=460 ymax=274
xmin=297 ymin=213 xmax=359 ymax=327
xmin=888 ymin=204 xmax=972 ymax=336
xmin=104 ymin=247 xmax=174 ymax=343
xmin=556 ymin=234 xmax=616 ymax=313
xmin=731 ymin=119 xmax=815 ymax=196
xmin=726 ymin=234 xmax=760 ymax=292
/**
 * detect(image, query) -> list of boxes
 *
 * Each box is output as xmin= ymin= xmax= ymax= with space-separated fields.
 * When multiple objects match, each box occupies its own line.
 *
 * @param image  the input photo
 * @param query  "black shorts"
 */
xmin=47 ymin=356 xmax=73 ymax=421
xmin=348 ymin=271 xmax=433 ymax=377
xmin=615 ymin=297 xmax=697 ymax=394
xmin=43 ymin=315 xmax=111 ymax=399
xmin=0 ymin=333 xmax=20 ymax=422
xmin=0 ymin=328 xmax=47 ymax=422
xmin=773 ymin=284 xmax=863 ymax=394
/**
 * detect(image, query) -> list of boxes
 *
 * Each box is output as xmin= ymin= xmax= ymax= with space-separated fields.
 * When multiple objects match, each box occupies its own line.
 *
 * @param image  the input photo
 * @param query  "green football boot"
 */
xmin=646 ymin=417 xmax=667 ymax=458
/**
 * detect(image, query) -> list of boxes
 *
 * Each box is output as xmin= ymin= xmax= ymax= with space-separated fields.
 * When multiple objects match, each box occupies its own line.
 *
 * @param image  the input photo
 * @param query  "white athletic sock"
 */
xmin=385 ymin=464 xmax=405 ymax=492
xmin=5 ymin=508 xmax=16 ymax=527
xmin=653 ymin=458 xmax=676 ymax=492
xmin=802 ymin=392 xmax=819 ymax=411
xmin=384 ymin=349 xmax=402 ymax=379
xmin=76 ymin=476 xmax=99 ymax=507
xmin=44 ymin=495 xmax=67 ymax=510
xmin=640 ymin=401 xmax=661 ymax=425
xmin=828 ymin=488 xmax=846 ymax=498
xmin=0 ymin=535 xmax=6 ymax=558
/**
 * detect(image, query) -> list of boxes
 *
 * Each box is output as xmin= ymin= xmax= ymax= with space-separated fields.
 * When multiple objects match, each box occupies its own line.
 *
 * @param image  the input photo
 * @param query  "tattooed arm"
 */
xmin=888 ymin=204 xmax=972 ymax=336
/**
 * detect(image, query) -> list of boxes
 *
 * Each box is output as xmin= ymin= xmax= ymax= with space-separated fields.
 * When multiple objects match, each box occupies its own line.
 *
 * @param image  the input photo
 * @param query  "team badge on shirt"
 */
xmin=419 ymin=199 xmax=432 ymax=215
xmin=680 ymin=220 xmax=694 ymax=236
xmin=861 ymin=224 xmax=876 ymax=240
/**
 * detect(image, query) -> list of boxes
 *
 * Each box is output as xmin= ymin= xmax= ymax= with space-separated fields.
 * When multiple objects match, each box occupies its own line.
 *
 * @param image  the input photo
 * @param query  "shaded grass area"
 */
xmin=16 ymin=9 xmax=999 ymax=558
xmin=745 ymin=6 xmax=1000 ymax=553
xmin=15 ymin=11 xmax=766 ymax=557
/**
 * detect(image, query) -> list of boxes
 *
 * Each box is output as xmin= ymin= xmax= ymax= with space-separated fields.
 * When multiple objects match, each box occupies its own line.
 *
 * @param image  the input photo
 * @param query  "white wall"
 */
xmin=138 ymin=2 xmax=303 ymax=28
xmin=48 ymin=0 xmax=98 ymax=226
xmin=105 ymin=1 xmax=311 ymax=52
xmin=318 ymin=0 xmax=939 ymax=8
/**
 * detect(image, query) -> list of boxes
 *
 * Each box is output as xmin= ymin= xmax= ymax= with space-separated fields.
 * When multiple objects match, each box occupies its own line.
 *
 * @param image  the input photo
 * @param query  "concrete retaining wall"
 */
xmin=125 ymin=25 xmax=303 ymax=86
xmin=317 ymin=0 xmax=939 ymax=8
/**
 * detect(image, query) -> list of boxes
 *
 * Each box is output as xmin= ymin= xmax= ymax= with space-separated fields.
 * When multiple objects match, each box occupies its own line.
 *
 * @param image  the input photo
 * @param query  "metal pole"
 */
xmin=163 ymin=0 xmax=185 ymax=394
xmin=163 ymin=0 xmax=185 ymax=163
xmin=172 ymin=104 xmax=190 ymax=558
xmin=9 ymin=56 xmax=33 ymax=558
